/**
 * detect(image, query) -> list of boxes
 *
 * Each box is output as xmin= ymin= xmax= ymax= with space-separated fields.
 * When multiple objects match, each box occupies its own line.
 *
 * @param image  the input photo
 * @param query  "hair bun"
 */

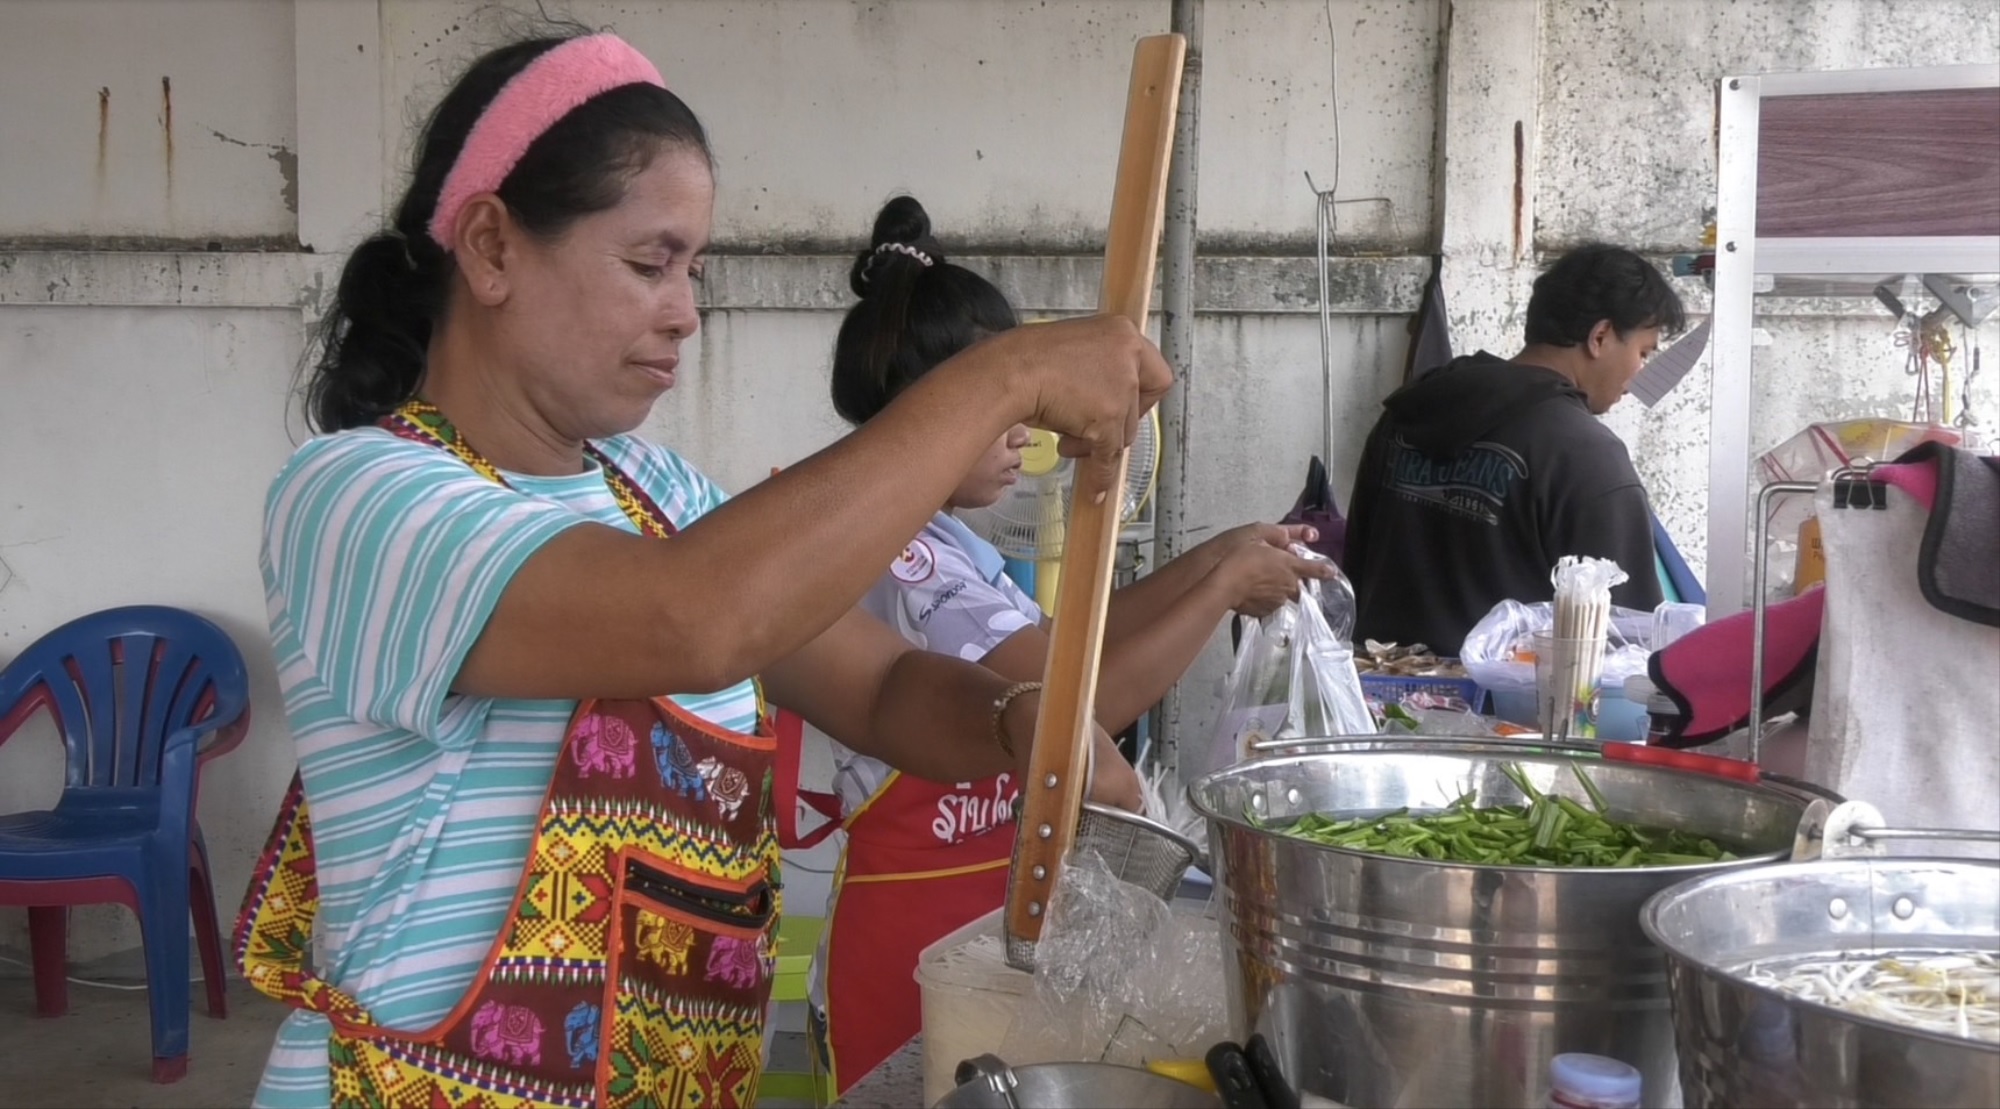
xmin=849 ymin=194 xmax=947 ymax=296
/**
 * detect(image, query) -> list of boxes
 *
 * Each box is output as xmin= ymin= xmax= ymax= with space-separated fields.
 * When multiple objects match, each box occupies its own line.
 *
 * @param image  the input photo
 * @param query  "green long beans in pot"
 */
xmin=1269 ymin=762 xmax=1739 ymax=868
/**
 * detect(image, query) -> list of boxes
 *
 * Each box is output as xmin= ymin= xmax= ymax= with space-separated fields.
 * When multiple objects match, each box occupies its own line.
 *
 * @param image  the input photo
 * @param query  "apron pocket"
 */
xmin=625 ymin=857 xmax=774 ymax=931
xmin=598 ymin=851 xmax=777 ymax=1109
xmin=326 ymin=1029 xmax=596 ymax=1109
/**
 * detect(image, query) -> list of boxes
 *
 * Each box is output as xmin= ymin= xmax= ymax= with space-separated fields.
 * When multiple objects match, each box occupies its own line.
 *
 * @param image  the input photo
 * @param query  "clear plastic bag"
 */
xmin=1297 ymin=545 xmax=1357 ymax=643
xmin=1755 ymin=419 xmax=1959 ymax=597
xmin=996 ymin=852 xmax=1228 ymax=1067
xmin=1459 ymin=599 xmax=1655 ymax=696
xmin=1207 ymin=548 xmax=1377 ymax=771
xmin=1381 ymin=697 xmax=1502 ymax=736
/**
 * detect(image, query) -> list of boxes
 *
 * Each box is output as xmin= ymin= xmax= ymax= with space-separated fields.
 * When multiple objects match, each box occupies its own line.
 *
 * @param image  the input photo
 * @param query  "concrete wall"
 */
xmin=1 ymin=0 xmax=1994 ymax=964
xmin=0 ymin=0 xmax=299 ymax=246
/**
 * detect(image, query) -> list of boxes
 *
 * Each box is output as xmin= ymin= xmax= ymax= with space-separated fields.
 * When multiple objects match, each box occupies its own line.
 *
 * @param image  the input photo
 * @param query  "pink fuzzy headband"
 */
xmin=428 ymin=33 xmax=666 ymax=248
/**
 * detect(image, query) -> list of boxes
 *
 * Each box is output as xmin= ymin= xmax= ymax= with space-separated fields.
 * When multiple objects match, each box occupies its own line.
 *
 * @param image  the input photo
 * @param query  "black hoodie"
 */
xmin=1344 ymin=351 xmax=1662 ymax=656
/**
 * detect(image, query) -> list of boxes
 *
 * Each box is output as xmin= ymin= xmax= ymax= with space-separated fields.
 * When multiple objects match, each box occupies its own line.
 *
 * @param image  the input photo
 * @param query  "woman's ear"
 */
xmin=452 ymin=194 xmax=513 ymax=307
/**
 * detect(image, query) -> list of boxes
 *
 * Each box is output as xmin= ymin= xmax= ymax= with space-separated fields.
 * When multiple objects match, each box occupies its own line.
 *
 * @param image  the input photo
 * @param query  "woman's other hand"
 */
xmin=1209 ymin=534 xmax=1337 ymax=619
xmin=1188 ymin=522 xmax=1318 ymax=575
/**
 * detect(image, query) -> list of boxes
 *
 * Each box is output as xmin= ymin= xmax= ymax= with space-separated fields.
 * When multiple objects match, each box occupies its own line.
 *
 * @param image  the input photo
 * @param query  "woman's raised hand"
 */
xmin=957 ymin=315 xmax=1174 ymax=466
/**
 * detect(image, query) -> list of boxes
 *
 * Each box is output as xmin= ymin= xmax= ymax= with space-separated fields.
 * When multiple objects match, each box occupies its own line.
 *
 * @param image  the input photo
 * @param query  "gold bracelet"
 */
xmin=991 ymin=681 xmax=1043 ymax=757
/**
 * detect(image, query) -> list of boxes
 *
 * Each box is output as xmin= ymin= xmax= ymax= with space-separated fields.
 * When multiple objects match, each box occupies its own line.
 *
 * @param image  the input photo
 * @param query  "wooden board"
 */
xmin=1757 ymin=87 xmax=2000 ymax=238
xmin=1004 ymin=32 xmax=1186 ymax=959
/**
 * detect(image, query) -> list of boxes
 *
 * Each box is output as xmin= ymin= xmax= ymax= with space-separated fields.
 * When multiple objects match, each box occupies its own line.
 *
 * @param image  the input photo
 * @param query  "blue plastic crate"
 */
xmin=1360 ymin=672 xmax=1487 ymax=713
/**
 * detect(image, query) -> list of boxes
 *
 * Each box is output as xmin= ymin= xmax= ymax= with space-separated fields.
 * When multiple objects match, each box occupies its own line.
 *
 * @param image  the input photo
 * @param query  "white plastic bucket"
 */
xmin=915 ymin=908 xmax=1033 ymax=1106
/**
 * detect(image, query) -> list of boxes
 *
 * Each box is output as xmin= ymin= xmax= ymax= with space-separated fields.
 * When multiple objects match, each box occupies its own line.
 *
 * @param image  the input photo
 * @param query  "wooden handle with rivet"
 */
xmin=1004 ymin=31 xmax=1186 ymax=960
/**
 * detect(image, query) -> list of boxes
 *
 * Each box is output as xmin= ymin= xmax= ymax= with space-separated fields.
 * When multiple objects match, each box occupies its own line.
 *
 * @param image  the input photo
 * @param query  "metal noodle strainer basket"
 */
xmin=1003 ymin=800 xmax=1208 ymax=970
xmin=1076 ymin=801 xmax=1206 ymax=900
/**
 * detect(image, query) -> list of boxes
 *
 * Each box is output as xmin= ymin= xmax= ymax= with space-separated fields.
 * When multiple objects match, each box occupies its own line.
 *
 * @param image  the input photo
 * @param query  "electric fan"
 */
xmin=958 ymin=408 xmax=1160 ymax=607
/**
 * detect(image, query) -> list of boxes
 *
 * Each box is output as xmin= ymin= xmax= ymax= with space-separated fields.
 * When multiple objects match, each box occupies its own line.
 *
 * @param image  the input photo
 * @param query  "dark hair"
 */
xmin=304 ymin=34 xmax=711 ymax=432
xmin=829 ymin=196 xmax=1018 ymax=425
xmin=1522 ymin=243 xmax=1687 ymax=348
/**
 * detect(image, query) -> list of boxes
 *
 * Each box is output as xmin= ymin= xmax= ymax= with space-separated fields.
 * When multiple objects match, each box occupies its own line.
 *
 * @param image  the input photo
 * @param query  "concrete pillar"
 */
xmin=1436 ymin=0 xmax=1544 ymax=358
xmin=294 ymin=0 xmax=384 ymax=259
xmin=1155 ymin=0 xmax=1203 ymax=778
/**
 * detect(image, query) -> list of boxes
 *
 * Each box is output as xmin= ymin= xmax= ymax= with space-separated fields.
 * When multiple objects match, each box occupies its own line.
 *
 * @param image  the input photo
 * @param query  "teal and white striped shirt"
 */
xmin=251 ymin=428 xmax=759 ymax=1108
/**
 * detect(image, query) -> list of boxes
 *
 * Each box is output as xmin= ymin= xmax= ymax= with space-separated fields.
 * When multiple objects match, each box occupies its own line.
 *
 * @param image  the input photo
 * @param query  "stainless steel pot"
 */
xmin=1188 ymin=740 xmax=1834 ymax=1109
xmin=933 ymin=1056 xmax=1220 ymax=1109
xmin=1641 ymin=857 xmax=2000 ymax=1107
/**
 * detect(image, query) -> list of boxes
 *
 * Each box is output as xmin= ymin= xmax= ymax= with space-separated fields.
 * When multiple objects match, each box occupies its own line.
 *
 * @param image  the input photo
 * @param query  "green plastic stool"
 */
xmin=759 ymin=914 xmax=829 ymax=1107
xmin=772 ymin=913 xmax=822 ymax=996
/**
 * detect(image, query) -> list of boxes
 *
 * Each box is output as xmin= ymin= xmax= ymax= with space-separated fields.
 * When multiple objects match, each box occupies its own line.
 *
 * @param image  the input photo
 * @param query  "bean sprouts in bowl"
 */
xmin=1738 ymin=950 xmax=2000 ymax=1045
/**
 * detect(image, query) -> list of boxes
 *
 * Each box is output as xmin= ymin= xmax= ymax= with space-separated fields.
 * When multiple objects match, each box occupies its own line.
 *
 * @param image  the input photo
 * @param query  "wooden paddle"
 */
xmin=1004 ymin=32 xmax=1186 ymax=967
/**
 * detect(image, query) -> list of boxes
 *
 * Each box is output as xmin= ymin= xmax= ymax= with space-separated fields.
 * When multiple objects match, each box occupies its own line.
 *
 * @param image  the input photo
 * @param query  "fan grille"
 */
xmin=960 ymin=410 xmax=1158 ymax=561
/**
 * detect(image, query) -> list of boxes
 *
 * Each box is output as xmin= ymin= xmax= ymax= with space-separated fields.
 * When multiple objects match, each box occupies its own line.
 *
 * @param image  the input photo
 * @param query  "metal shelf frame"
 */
xmin=1706 ymin=62 xmax=2000 ymax=615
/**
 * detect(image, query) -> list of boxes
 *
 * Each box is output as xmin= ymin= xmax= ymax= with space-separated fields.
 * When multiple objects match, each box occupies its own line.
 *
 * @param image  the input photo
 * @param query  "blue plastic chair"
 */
xmin=0 ymin=606 xmax=251 ymax=1083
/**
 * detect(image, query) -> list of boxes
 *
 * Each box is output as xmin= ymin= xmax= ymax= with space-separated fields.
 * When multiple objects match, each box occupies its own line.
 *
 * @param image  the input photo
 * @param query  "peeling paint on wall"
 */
xmin=0 ymin=0 xmax=297 ymax=240
xmin=207 ymin=129 xmax=301 ymax=215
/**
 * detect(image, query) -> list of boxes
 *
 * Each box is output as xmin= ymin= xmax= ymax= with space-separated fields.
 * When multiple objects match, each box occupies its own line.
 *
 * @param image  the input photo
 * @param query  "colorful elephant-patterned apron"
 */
xmin=235 ymin=401 xmax=779 ymax=1108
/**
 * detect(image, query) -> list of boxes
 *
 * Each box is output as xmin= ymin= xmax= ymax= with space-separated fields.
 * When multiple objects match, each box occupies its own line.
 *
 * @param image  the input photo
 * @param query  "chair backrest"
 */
xmin=0 ymin=605 xmax=250 ymax=792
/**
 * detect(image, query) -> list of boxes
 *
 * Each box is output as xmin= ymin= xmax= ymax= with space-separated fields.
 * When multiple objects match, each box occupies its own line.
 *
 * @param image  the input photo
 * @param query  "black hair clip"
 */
xmin=1831 ymin=465 xmax=1889 ymax=510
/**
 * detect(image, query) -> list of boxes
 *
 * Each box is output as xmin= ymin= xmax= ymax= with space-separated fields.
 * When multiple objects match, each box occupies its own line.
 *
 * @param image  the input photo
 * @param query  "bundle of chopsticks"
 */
xmin=1543 ymin=555 xmax=1629 ymax=739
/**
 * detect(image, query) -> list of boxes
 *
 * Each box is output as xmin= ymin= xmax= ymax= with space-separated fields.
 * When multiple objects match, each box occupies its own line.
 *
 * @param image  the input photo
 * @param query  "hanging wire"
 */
xmin=1320 ymin=0 xmax=1341 ymax=202
xmin=1312 ymin=176 xmax=1336 ymax=468
xmin=1303 ymin=0 xmax=1408 ymax=467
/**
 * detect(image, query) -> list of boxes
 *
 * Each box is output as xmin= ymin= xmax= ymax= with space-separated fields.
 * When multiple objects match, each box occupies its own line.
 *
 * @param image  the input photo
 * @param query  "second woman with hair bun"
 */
xmin=798 ymin=195 xmax=1333 ymax=1094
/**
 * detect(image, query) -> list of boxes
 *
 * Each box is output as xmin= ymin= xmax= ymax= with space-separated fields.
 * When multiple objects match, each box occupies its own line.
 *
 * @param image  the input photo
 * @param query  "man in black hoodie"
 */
xmin=1345 ymin=243 xmax=1686 ymax=656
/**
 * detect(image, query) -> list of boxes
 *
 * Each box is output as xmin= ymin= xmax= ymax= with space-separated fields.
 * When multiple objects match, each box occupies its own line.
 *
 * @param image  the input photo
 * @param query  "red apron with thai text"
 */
xmin=774 ymin=712 xmax=1016 ymax=1095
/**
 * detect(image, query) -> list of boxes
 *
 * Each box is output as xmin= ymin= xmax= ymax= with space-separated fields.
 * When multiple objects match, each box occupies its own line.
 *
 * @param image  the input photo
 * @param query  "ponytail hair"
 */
xmin=830 ymin=195 xmax=1018 ymax=426
xmin=304 ymin=229 xmax=452 ymax=433
xmin=304 ymin=31 xmax=710 ymax=431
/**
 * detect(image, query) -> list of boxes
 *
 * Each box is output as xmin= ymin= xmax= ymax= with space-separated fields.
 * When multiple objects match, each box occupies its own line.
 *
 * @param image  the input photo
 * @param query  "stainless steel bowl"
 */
xmin=1642 ymin=857 xmax=2000 ymax=1107
xmin=1188 ymin=742 xmax=1833 ymax=1109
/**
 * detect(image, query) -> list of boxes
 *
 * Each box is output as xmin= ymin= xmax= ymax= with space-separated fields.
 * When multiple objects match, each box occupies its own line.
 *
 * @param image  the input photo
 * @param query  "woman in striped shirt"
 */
xmin=238 ymin=28 xmax=1157 ymax=1109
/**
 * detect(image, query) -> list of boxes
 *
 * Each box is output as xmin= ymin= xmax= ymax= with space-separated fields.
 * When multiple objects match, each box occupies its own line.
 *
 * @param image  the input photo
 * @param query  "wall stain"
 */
xmin=160 ymin=76 xmax=174 ymax=206
xmin=95 ymin=87 xmax=110 ymax=197
xmin=0 ymin=233 xmax=297 ymax=251
xmin=1511 ymin=120 xmax=1525 ymax=261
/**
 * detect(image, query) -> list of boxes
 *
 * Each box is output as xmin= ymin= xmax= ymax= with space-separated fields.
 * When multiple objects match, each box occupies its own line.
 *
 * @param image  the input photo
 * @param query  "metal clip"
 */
xmin=1830 ymin=462 xmax=1888 ymax=511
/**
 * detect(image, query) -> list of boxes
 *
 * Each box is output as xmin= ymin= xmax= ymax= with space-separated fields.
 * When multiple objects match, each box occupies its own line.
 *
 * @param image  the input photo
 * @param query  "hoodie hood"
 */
xmin=1380 ymin=351 xmax=1587 ymax=458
